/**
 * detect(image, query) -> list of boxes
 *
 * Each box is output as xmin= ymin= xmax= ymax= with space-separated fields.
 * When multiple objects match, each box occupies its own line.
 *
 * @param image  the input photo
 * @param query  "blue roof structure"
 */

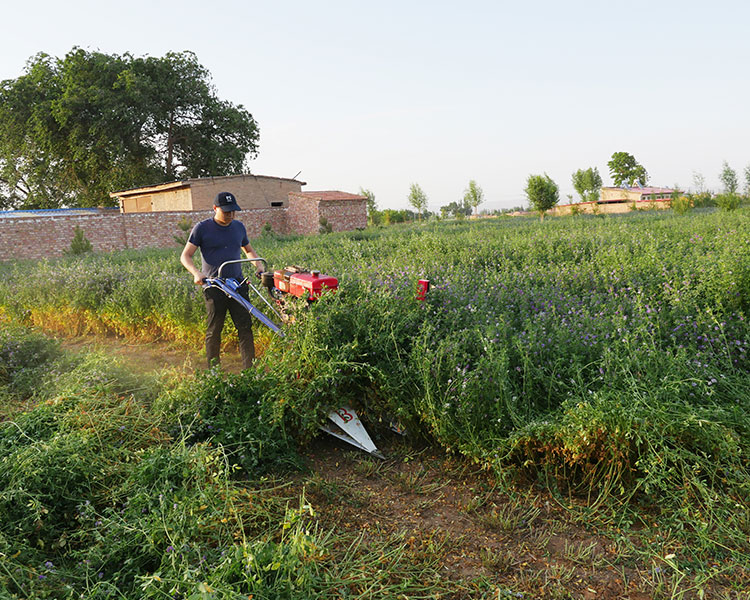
xmin=0 ymin=207 xmax=119 ymax=219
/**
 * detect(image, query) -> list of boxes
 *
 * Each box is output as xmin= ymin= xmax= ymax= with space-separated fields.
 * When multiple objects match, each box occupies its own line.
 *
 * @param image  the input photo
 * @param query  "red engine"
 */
xmin=266 ymin=266 xmax=338 ymax=300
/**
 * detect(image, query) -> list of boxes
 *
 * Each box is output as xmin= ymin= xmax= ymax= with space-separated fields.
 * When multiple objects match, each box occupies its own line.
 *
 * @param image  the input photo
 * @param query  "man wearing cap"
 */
xmin=180 ymin=192 xmax=262 ymax=369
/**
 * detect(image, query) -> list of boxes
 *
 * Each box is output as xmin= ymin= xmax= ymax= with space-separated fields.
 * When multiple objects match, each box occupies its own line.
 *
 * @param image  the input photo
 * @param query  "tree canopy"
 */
xmin=719 ymin=161 xmax=738 ymax=195
xmin=407 ymin=183 xmax=428 ymax=218
xmin=607 ymin=152 xmax=649 ymax=187
xmin=571 ymin=167 xmax=602 ymax=203
xmin=462 ymin=180 xmax=484 ymax=215
xmin=0 ymin=48 xmax=259 ymax=209
xmin=525 ymin=173 xmax=559 ymax=220
xmin=359 ymin=187 xmax=380 ymax=225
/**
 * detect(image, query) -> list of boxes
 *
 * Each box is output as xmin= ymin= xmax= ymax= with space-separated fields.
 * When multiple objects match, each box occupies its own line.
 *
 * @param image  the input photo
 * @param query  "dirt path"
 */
xmin=58 ymin=334 xmax=245 ymax=375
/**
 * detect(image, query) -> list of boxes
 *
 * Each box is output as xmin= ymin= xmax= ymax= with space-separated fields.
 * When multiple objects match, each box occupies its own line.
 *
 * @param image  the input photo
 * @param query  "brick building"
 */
xmin=113 ymin=174 xmax=304 ymax=213
xmin=0 ymin=174 xmax=368 ymax=261
xmin=552 ymin=185 xmax=674 ymax=216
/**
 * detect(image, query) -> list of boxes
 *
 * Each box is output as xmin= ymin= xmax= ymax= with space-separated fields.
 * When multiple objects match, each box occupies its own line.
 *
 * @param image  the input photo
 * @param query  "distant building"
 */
xmin=599 ymin=186 xmax=675 ymax=204
xmin=553 ymin=185 xmax=675 ymax=216
xmin=111 ymin=174 xmax=305 ymax=213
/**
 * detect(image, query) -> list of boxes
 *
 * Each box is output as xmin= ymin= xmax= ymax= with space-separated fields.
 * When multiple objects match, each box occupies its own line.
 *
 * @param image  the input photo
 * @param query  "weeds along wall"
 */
xmin=0 ymin=209 xmax=285 ymax=260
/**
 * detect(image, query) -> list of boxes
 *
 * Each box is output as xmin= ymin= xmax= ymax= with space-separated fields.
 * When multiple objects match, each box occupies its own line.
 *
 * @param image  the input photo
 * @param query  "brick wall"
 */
xmin=287 ymin=193 xmax=367 ymax=234
xmin=552 ymin=199 xmax=670 ymax=216
xmin=287 ymin=194 xmax=321 ymax=235
xmin=0 ymin=195 xmax=366 ymax=261
xmin=319 ymin=199 xmax=367 ymax=232
xmin=0 ymin=208 xmax=290 ymax=261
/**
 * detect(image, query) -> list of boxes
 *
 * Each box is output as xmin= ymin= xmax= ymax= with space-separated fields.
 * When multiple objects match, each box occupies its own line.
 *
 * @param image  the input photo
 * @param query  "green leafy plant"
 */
xmin=172 ymin=216 xmax=193 ymax=246
xmin=671 ymin=194 xmax=692 ymax=215
xmin=716 ymin=192 xmax=741 ymax=211
xmin=65 ymin=225 xmax=93 ymax=255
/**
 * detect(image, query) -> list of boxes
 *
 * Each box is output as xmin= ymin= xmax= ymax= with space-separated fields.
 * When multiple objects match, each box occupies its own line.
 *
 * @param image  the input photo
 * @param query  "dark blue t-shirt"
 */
xmin=188 ymin=218 xmax=250 ymax=280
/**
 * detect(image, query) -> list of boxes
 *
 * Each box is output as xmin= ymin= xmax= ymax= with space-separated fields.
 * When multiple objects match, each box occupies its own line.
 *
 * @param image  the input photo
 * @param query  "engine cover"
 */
xmin=273 ymin=266 xmax=338 ymax=299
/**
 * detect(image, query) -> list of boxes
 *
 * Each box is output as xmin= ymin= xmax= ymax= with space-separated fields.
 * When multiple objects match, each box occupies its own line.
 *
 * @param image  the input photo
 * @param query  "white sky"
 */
xmin=2 ymin=0 xmax=749 ymax=211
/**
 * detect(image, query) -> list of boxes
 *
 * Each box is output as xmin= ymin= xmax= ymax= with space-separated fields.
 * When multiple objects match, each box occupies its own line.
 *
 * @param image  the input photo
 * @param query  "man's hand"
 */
xmin=193 ymin=274 xmax=205 ymax=285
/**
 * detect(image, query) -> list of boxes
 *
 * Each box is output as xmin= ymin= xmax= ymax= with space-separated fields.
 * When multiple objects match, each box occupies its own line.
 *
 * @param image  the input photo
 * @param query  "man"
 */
xmin=180 ymin=191 xmax=262 ymax=369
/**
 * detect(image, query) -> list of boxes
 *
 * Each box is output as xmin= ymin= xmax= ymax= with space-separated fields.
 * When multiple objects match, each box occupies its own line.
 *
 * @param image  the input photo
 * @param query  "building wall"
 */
xmin=287 ymin=193 xmax=321 ymax=235
xmin=600 ymin=188 xmax=642 ymax=203
xmin=190 ymin=176 xmax=303 ymax=211
xmin=0 ymin=208 xmax=291 ymax=261
xmin=318 ymin=199 xmax=367 ymax=231
xmin=151 ymin=187 xmax=192 ymax=212
xmin=552 ymin=199 xmax=670 ymax=216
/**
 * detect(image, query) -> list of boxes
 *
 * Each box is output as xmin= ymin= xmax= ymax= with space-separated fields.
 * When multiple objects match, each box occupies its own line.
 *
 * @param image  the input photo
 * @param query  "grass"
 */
xmin=0 ymin=208 xmax=749 ymax=597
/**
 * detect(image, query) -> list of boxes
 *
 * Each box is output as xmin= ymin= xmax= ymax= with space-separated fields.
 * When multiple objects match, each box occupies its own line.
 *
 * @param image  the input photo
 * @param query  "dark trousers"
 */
xmin=203 ymin=285 xmax=255 ymax=369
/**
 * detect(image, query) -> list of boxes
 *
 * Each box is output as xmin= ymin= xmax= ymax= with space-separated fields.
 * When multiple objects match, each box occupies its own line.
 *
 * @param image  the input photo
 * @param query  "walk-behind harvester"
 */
xmin=203 ymin=258 xmax=397 ymax=458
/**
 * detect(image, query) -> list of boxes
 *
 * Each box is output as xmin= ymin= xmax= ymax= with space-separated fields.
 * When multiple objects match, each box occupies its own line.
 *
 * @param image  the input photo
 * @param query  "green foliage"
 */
xmin=462 ymin=179 xmax=484 ymax=215
xmin=381 ymin=208 xmax=415 ymax=224
xmin=571 ymin=167 xmax=602 ymax=203
xmin=0 ymin=48 xmax=259 ymax=209
xmin=0 ymin=327 xmax=63 ymax=404
xmin=318 ymin=217 xmax=332 ymax=234
xmin=359 ymin=187 xmax=380 ymax=226
xmin=154 ymin=367 xmax=303 ymax=476
xmin=0 ymin=324 xmax=461 ymax=598
xmin=670 ymin=194 xmax=692 ymax=215
xmin=65 ymin=225 xmax=93 ymax=255
xmin=716 ymin=192 xmax=741 ymax=211
xmin=1 ymin=210 xmax=749 ymax=575
xmin=690 ymin=191 xmax=715 ymax=208
xmin=719 ymin=160 xmax=739 ymax=194
xmin=440 ymin=200 xmax=471 ymax=219
xmin=524 ymin=173 xmax=559 ymax=219
xmin=608 ymin=151 xmax=649 ymax=187
xmin=172 ymin=216 xmax=193 ymax=246
xmin=407 ymin=182 xmax=428 ymax=217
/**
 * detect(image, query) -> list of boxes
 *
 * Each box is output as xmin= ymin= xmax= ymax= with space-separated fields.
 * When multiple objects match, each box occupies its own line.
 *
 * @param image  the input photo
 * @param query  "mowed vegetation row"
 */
xmin=1 ymin=209 xmax=749 ymax=598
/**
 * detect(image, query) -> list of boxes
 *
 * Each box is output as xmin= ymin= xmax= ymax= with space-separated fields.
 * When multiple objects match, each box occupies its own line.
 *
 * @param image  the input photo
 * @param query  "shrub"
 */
xmin=671 ymin=194 xmax=692 ymax=215
xmin=172 ymin=216 xmax=193 ymax=246
xmin=716 ymin=192 xmax=741 ymax=211
xmin=318 ymin=217 xmax=332 ymax=234
xmin=65 ymin=225 xmax=93 ymax=255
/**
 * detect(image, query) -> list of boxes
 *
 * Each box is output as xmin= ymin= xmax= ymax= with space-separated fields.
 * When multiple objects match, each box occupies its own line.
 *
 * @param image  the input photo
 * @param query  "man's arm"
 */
xmin=180 ymin=241 xmax=204 ymax=285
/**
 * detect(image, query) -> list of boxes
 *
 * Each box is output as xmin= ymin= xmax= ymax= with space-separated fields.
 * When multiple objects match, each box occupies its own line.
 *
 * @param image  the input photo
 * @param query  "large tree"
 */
xmin=525 ymin=173 xmax=559 ymax=220
xmin=607 ymin=152 xmax=649 ymax=187
xmin=571 ymin=167 xmax=602 ymax=203
xmin=0 ymin=49 xmax=259 ymax=209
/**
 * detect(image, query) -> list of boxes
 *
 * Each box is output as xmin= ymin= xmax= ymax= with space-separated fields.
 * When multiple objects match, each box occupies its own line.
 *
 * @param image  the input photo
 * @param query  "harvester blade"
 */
xmin=321 ymin=406 xmax=384 ymax=459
